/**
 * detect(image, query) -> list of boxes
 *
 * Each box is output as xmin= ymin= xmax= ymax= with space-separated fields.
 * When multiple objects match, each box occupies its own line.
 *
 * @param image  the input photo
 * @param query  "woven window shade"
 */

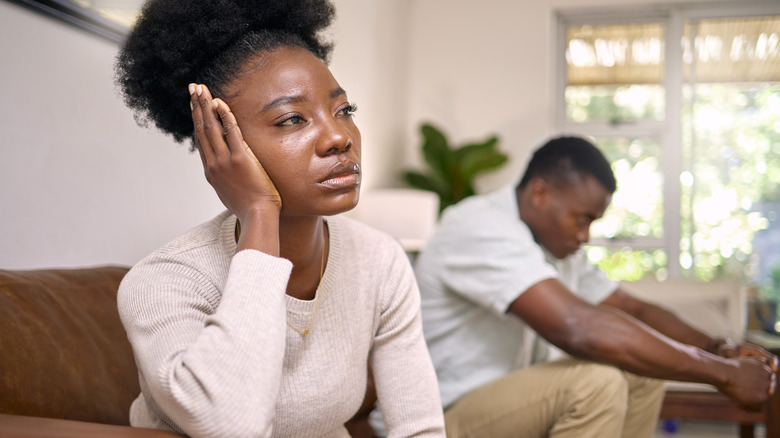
xmin=566 ymin=16 xmax=780 ymax=85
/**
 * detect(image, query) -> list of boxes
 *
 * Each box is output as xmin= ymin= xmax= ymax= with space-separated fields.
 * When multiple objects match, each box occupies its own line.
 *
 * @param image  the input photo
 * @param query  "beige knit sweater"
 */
xmin=118 ymin=211 xmax=444 ymax=438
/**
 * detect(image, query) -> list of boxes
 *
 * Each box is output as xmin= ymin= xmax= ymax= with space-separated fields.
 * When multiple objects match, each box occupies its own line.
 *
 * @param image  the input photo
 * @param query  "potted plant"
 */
xmin=400 ymin=123 xmax=508 ymax=213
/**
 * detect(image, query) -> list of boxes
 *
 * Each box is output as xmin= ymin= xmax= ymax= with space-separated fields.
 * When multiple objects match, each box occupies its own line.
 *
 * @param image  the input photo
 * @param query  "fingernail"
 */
xmin=188 ymin=83 xmax=195 ymax=95
xmin=212 ymin=100 xmax=219 ymax=110
xmin=196 ymin=84 xmax=203 ymax=96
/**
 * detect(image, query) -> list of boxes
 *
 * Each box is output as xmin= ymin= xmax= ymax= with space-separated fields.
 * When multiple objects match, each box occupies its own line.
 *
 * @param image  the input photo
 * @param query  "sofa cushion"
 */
xmin=0 ymin=266 xmax=137 ymax=425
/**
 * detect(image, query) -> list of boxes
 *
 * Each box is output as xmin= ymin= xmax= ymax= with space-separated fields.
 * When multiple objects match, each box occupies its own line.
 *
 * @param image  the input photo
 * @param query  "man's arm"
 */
xmin=600 ymin=286 xmax=774 ymax=360
xmin=508 ymin=278 xmax=777 ymax=410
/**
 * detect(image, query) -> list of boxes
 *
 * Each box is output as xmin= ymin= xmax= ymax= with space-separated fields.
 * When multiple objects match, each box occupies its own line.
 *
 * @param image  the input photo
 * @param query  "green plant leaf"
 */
xmin=452 ymin=137 xmax=500 ymax=161
xmin=400 ymin=123 xmax=508 ymax=214
xmin=420 ymin=124 xmax=452 ymax=182
xmin=462 ymin=152 xmax=509 ymax=182
xmin=455 ymin=137 xmax=508 ymax=182
xmin=400 ymin=171 xmax=449 ymax=200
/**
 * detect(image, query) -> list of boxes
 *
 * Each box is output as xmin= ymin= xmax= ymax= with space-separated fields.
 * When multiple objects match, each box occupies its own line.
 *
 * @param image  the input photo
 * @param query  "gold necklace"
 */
xmin=234 ymin=219 xmax=326 ymax=337
xmin=286 ymin=238 xmax=325 ymax=337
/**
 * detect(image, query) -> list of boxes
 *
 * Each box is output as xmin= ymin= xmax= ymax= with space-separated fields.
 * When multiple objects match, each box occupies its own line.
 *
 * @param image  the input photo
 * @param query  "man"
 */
xmin=415 ymin=136 xmax=778 ymax=438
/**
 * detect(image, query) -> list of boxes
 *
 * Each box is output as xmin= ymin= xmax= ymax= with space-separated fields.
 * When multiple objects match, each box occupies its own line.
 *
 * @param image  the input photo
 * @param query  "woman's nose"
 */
xmin=328 ymin=138 xmax=352 ymax=155
xmin=319 ymin=118 xmax=353 ymax=156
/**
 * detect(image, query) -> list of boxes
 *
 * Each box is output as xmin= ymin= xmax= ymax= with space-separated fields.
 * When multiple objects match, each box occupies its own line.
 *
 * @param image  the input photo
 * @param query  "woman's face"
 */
xmin=223 ymin=46 xmax=362 ymax=217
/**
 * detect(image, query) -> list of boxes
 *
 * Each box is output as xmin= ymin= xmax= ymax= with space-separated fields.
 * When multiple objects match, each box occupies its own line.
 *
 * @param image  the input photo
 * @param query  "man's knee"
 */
xmin=631 ymin=374 xmax=666 ymax=396
xmin=540 ymin=362 xmax=631 ymax=437
xmin=625 ymin=372 xmax=667 ymax=410
xmin=570 ymin=362 xmax=629 ymax=414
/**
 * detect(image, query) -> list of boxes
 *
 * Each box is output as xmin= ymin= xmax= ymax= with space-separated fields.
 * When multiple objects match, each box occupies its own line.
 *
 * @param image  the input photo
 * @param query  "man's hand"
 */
xmin=720 ymin=340 xmax=779 ymax=366
xmin=718 ymin=355 xmax=777 ymax=411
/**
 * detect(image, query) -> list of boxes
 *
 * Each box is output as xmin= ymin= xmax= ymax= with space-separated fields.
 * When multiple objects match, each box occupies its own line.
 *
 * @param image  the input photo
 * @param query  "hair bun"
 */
xmin=115 ymin=0 xmax=335 ymax=143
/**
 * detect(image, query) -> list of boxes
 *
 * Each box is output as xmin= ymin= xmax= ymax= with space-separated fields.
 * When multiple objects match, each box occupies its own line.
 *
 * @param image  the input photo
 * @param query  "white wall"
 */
xmin=0 ymin=0 xmax=410 ymax=269
xmin=328 ymin=0 xmax=412 ymax=191
xmin=0 ymin=1 xmax=220 ymax=269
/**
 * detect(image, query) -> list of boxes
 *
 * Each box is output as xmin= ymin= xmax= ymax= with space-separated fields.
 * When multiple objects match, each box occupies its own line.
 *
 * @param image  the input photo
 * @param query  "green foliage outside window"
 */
xmin=587 ymin=247 xmax=668 ymax=282
xmin=575 ymin=84 xmax=780 ymax=283
xmin=682 ymin=83 xmax=780 ymax=282
xmin=566 ymin=85 xmax=665 ymax=124
xmin=591 ymin=137 xmax=664 ymax=240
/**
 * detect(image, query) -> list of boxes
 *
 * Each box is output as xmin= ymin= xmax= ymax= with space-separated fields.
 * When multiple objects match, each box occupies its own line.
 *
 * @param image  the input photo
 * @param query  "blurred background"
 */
xmin=1 ymin=0 xmax=778 ymax=293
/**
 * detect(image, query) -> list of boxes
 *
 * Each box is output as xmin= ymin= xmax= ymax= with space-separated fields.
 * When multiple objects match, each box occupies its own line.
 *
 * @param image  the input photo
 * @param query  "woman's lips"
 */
xmin=320 ymin=162 xmax=361 ymax=189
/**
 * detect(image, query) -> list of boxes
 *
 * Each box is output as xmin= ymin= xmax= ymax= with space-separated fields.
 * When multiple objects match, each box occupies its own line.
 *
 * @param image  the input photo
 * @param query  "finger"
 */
xmin=197 ymin=84 xmax=230 ymax=157
xmin=213 ymin=99 xmax=265 ymax=172
xmin=189 ymin=83 xmax=214 ymax=161
xmin=212 ymin=98 xmax=247 ymax=155
xmin=737 ymin=346 xmax=757 ymax=358
xmin=753 ymin=349 xmax=779 ymax=371
xmin=721 ymin=345 xmax=739 ymax=358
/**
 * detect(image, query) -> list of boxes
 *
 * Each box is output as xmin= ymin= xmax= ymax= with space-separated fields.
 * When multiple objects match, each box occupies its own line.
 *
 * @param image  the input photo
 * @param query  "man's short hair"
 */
xmin=517 ymin=136 xmax=617 ymax=193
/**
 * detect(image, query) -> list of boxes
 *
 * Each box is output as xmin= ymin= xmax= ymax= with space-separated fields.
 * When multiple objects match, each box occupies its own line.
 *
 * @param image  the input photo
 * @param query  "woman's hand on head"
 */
xmin=190 ymin=83 xmax=282 ymax=217
xmin=190 ymin=83 xmax=282 ymax=255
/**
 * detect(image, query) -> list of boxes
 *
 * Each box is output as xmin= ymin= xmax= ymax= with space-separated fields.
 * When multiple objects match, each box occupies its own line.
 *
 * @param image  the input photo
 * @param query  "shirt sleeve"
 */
xmin=118 ymin=249 xmax=292 ymax=438
xmin=370 ymin=242 xmax=446 ymax=438
xmin=434 ymin=203 xmax=559 ymax=315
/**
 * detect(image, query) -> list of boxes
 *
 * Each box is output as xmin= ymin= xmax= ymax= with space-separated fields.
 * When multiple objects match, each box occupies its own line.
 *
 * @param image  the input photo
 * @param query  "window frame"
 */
xmin=554 ymin=1 xmax=780 ymax=279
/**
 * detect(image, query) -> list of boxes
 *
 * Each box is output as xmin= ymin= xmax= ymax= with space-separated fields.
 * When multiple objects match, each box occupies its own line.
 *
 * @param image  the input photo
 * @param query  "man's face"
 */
xmin=531 ymin=175 xmax=612 ymax=259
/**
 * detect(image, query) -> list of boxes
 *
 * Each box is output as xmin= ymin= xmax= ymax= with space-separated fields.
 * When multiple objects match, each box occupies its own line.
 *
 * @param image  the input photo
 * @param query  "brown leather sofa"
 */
xmin=0 ymin=266 xmax=181 ymax=437
xmin=0 ymin=266 xmax=376 ymax=437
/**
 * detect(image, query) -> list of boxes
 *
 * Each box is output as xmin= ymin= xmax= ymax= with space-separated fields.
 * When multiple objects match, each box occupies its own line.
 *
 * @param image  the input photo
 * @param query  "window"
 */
xmin=556 ymin=3 xmax=780 ymax=285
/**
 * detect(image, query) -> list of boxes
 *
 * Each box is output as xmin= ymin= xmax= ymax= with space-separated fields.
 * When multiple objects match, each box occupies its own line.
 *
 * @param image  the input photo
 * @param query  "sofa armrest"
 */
xmin=0 ymin=414 xmax=184 ymax=438
xmin=620 ymin=278 xmax=746 ymax=342
xmin=0 ymin=266 xmax=137 ymax=424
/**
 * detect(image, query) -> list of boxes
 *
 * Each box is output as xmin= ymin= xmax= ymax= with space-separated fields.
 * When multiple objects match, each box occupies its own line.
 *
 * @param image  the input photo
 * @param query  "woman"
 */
xmin=114 ymin=0 xmax=445 ymax=436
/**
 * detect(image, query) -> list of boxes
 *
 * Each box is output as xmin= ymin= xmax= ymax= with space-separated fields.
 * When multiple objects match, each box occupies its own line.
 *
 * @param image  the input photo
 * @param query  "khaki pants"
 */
xmin=443 ymin=359 xmax=666 ymax=438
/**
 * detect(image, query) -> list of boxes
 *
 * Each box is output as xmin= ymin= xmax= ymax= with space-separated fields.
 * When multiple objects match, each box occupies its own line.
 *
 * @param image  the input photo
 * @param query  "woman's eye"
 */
xmin=277 ymin=115 xmax=305 ymax=126
xmin=338 ymin=103 xmax=358 ymax=117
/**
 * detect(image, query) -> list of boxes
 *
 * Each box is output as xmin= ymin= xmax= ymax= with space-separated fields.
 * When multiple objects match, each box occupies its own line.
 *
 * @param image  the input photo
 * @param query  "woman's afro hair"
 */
xmin=115 ymin=0 xmax=336 ymax=144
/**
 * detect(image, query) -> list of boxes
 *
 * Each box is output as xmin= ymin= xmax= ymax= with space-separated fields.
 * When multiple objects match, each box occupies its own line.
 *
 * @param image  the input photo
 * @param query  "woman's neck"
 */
xmin=279 ymin=216 xmax=329 ymax=301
